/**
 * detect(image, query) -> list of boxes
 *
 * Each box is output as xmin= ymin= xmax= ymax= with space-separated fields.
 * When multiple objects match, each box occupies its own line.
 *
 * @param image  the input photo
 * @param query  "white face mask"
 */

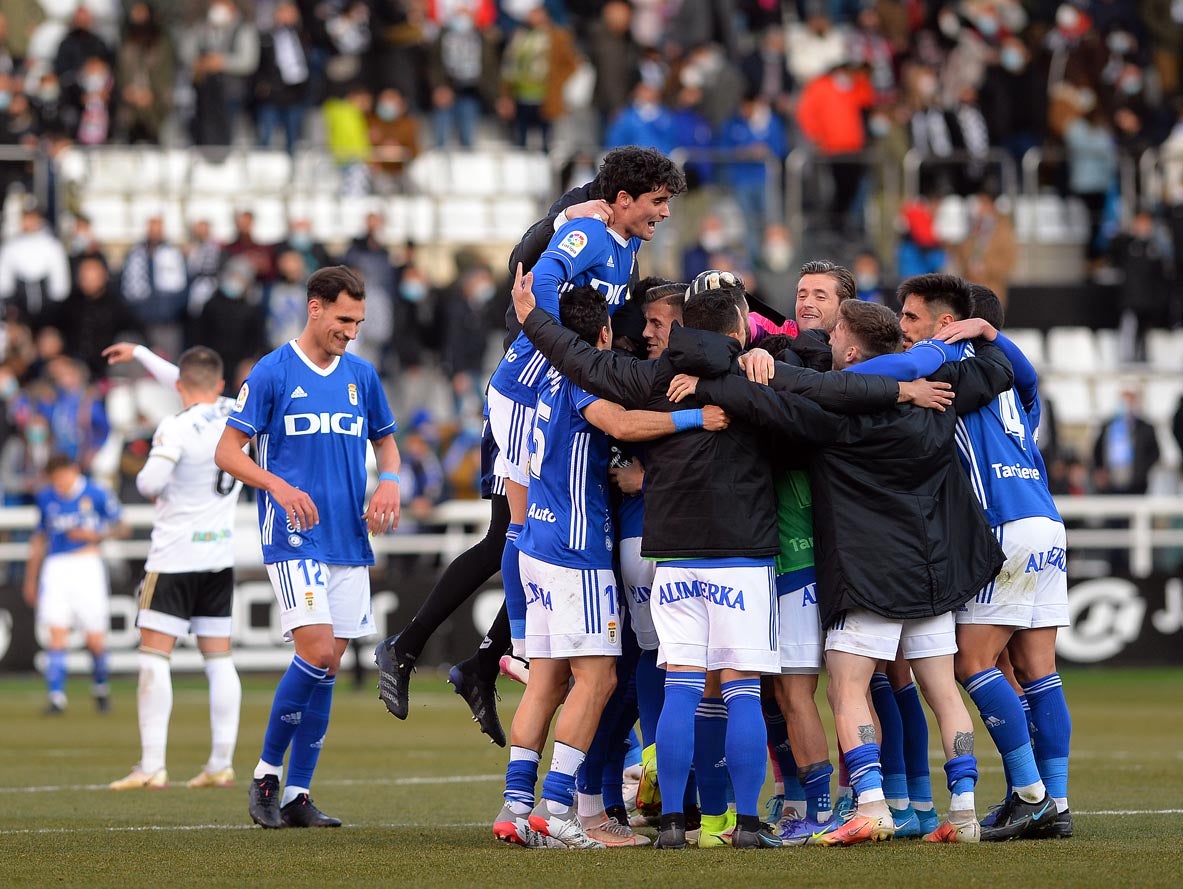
xmin=763 ymin=242 xmax=792 ymax=272
xmin=749 ymin=105 xmax=771 ymax=130
xmin=700 ymin=230 xmax=727 ymax=252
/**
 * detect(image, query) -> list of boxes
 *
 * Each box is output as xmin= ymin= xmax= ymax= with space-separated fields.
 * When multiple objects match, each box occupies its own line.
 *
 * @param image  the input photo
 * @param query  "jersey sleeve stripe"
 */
xmin=371 ymin=420 xmax=397 ymax=437
xmin=226 ymin=415 xmax=259 ymax=435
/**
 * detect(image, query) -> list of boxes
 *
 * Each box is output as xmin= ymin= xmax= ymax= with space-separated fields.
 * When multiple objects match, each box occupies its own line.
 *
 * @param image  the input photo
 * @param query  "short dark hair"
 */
xmin=634 ymin=276 xmax=674 ymax=302
xmin=799 ymin=259 xmax=856 ymax=303
xmin=308 ymin=265 xmax=365 ymax=303
xmin=559 ymin=285 xmax=609 ymax=347
xmin=45 ymin=453 xmax=76 ymax=474
xmin=839 ymin=300 xmax=904 ymax=360
xmin=753 ymin=333 xmax=794 ymax=359
xmin=683 ymin=286 xmax=746 ymax=337
xmin=969 ymin=283 xmax=1005 ymax=329
xmin=642 ymin=283 xmax=686 ymax=312
xmin=598 ymin=146 xmax=687 ymax=203
xmin=896 ymin=273 xmax=973 ymax=320
xmin=178 ymin=346 xmax=224 ymax=391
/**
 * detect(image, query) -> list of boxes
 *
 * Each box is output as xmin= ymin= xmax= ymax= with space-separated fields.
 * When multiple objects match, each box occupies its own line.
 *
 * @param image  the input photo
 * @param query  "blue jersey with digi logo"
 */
xmin=490 ymin=218 xmax=639 ymax=406
xmin=226 ymin=341 xmax=397 ymax=566
xmin=912 ymin=338 xmax=1061 ymax=528
xmin=518 ymin=369 xmax=614 ymax=570
xmin=36 ymin=477 xmax=120 ymax=556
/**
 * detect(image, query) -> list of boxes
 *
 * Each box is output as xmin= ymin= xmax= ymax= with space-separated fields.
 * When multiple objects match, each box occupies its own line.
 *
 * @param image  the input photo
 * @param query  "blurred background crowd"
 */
xmin=2 ymin=0 xmax=1183 ymax=523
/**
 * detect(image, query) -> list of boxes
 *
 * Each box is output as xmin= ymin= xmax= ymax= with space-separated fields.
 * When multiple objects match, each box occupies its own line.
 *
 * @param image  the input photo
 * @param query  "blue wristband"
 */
xmin=379 ymin=472 xmax=401 ymax=484
xmin=671 ymin=409 xmax=704 ymax=432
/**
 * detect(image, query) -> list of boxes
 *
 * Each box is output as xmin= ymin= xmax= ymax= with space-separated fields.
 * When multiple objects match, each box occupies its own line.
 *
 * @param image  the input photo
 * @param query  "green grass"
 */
xmin=1 ymin=668 xmax=1180 ymax=889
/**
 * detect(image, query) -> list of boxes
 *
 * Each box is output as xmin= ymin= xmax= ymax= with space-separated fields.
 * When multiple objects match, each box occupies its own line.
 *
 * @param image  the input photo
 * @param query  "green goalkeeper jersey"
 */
xmin=774 ymin=468 xmax=815 ymax=576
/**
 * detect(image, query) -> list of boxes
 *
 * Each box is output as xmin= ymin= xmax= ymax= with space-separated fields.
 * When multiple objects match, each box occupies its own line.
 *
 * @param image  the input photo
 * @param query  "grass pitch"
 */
xmin=1 ymin=667 xmax=1180 ymax=889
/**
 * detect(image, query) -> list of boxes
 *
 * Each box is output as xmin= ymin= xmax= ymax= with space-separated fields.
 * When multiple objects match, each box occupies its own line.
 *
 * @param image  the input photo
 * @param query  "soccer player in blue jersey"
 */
xmin=494 ymin=275 xmax=727 ymax=850
xmin=23 ymin=453 xmax=123 ymax=714
xmin=853 ymin=274 xmax=1062 ymax=841
xmin=485 ymin=146 xmax=685 ymax=662
xmin=214 ymin=265 xmax=402 ymax=829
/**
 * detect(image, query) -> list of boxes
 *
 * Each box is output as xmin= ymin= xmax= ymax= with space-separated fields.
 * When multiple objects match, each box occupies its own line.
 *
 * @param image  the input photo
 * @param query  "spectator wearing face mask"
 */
xmin=367 ymin=86 xmax=419 ymax=189
xmin=716 ymin=91 xmax=789 ymax=262
xmin=254 ymin=1 xmax=311 ymax=154
xmin=603 ymin=81 xmax=678 ymax=154
xmin=439 ymin=265 xmax=497 ymax=394
xmin=115 ymin=2 xmax=173 ymax=144
xmin=852 ymin=250 xmax=887 ymax=305
xmin=53 ymin=6 xmax=112 ymax=94
xmin=193 ymin=256 xmax=265 ymax=389
xmin=426 ymin=7 xmax=499 ymax=149
xmin=681 ymin=212 xmax=736 ymax=284
xmin=183 ymin=0 xmax=260 ymax=146
xmin=979 ymin=36 xmax=1047 ymax=160
xmin=277 ymin=217 xmax=334 ymax=272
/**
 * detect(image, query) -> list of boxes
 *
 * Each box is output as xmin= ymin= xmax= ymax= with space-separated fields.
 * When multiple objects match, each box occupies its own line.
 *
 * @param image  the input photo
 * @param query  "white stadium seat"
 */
xmin=1046 ymin=327 xmax=1100 ymax=374
xmin=249 ymin=197 xmax=288 ymax=243
xmin=1002 ymin=328 xmax=1045 ymax=368
xmin=1041 ymin=376 xmax=1095 ymax=426
xmin=80 ymin=195 xmax=131 ymax=243
xmin=500 ymin=152 xmax=553 ymax=197
xmin=128 ymin=196 xmax=186 ymax=243
xmin=1094 ymin=328 xmax=1119 ymax=371
xmin=1142 ymin=377 xmax=1183 ymax=424
xmin=438 ymin=197 xmax=492 ymax=242
xmin=449 ymin=152 xmax=500 ymax=196
xmin=337 ymin=196 xmax=387 ymax=240
xmin=1146 ymin=329 xmax=1183 ymax=373
xmin=286 ymin=194 xmax=340 ymax=243
xmin=183 ymin=196 xmax=235 ymax=242
xmin=933 ymin=195 xmax=969 ymax=244
xmin=189 ymin=153 xmax=249 ymax=195
xmin=245 ymin=150 xmax=293 ymax=193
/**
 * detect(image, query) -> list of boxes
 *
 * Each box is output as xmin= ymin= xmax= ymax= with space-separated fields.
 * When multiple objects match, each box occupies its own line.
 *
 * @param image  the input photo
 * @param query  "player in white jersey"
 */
xmin=215 ymin=266 xmax=402 ymax=829
xmin=101 ymin=343 xmax=245 ymax=791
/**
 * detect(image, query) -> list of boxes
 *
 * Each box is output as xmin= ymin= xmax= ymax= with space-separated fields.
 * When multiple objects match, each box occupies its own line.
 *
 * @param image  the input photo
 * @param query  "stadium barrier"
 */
xmin=0 ymin=497 xmax=1181 ymax=672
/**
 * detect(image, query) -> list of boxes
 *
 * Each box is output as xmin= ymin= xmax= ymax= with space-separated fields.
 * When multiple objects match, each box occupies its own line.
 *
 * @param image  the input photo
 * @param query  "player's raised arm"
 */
xmin=215 ymin=424 xmax=319 ymax=530
xmin=363 ymin=434 xmax=402 ymax=535
xmin=103 ymin=342 xmax=180 ymax=386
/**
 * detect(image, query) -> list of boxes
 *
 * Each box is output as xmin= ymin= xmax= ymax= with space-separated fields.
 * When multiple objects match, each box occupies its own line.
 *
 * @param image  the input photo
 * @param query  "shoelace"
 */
xmin=594 ymin=817 xmax=635 ymax=838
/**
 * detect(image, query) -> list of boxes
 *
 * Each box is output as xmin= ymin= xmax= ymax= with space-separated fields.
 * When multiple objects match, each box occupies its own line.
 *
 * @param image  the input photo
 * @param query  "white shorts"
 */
xmin=36 ymin=551 xmax=109 ymax=634
xmin=266 ymin=559 xmax=373 ymax=642
xmin=520 ymin=552 xmax=622 ymax=659
xmin=957 ymin=517 xmax=1069 ymax=629
xmin=651 ymin=562 xmax=779 ymax=673
xmin=826 ymin=608 xmax=957 ymax=662
xmin=619 ymin=537 xmax=658 ymax=650
xmin=778 ymin=581 xmax=823 ymax=674
xmin=487 ymin=384 xmax=535 ymax=487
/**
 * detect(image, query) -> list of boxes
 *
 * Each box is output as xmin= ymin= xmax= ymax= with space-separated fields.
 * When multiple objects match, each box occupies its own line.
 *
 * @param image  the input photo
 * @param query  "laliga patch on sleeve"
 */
xmin=234 ymin=382 xmax=249 ymax=412
xmin=557 ymin=229 xmax=589 ymax=258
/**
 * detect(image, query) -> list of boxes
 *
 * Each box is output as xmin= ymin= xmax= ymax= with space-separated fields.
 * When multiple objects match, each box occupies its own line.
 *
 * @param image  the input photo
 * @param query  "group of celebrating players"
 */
xmin=21 ymin=145 xmax=1071 ymax=847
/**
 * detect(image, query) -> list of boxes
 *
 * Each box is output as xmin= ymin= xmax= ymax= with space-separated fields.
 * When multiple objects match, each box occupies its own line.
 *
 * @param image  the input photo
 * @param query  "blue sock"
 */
xmin=844 ymin=742 xmax=884 ymax=801
xmin=502 ymin=524 xmax=526 ymax=644
xmin=261 ymin=655 xmax=328 ymax=768
xmin=721 ymin=678 xmax=766 ymax=818
xmin=944 ymin=754 xmax=978 ymax=793
xmin=693 ymin=698 xmax=729 ymax=816
xmin=1022 ymin=673 xmax=1071 ymax=806
xmin=870 ymin=673 xmax=909 ymax=807
xmin=800 ymin=761 xmax=834 ymax=821
xmin=963 ymin=668 xmax=1042 ymax=794
xmin=635 ymin=649 xmax=664 ymax=747
xmin=624 ymin=727 xmax=643 ymax=769
xmin=504 ymin=746 xmax=540 ymax=808
xmin=655 ymin=671 xmax=704 ymax=816
xmin=602 ymin=739 xmax=627 ymax=810
xmin=287 ymin=675 xmax=335 ymax=790
xmin=764 ymin=708 xmax=805 ymax=802
xmin=91 ymin=650 xmax=109 ymax=690
xmin=684 ymin=769 xmax=699 ymax=813
xmin=46 ymin=649 xmax=67 ymax=696
xmin=541 ymin=742 xmax=585 ymax=807
xmin=893 ymin=681 xmax=933 ymax=808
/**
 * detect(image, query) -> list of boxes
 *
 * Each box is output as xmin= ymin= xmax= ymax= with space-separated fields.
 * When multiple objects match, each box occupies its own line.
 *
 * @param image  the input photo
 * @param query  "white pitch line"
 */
xmin=0 ymin=774 xmax=503 ymax=795
xmin=1 ymin=812 xmax=1181 ymax=837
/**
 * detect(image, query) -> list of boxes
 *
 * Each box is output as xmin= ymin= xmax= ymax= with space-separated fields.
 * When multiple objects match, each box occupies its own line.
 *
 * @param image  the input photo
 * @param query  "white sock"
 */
xmin=1053 ymin=796 xmax=1068 ymax=813
xmin=950 ymin=791 xmax=975 ymax=813
xmin=576 ymin=792 xmax=604 ymax=819
xmin=550 ymin=741 xmax=586 ymax=777
xmin=137 ymin=651 xmax=172 ymax=774
xmin=511 ymin=638 xmax=526 ymax=659
xmin=282 ymin=784 xmax=309 ymax=807
xmin=254 ymin=760 xmax=283 ymax=781
xmin=886 ymin=797 xmax=910 ymax=810
xmin=204 ymin=654 xmax=241 ymax=771
xmin=786 ymin=796 xmax=807 ymax=819
xmin=912 ymin=800 xmax=934 ymax=812
xmin=1015 ymin=780 xmax=1047 ymax=804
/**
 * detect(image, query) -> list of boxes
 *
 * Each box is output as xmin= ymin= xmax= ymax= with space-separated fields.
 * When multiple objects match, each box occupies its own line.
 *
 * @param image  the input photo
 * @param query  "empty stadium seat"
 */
xmin=1095 ymin=328 xmax=1120 ymax=370
xmin=1146 ymin=329 xmax=1183 ymax=372
xmin=933 ymin=195 xmax=970 ymax=244
xmin=1041 ymin=376 xmax=1095 ymax=426
xmin=500 ymin=152 xmax=553 ymax=197
xmin=189 ymin=152 xmax=249 ymax=195
xmin=1002 ymin=328 xmax=1045 ymax=367
xmin=1046 ymin=326 xmax=1100 ymax=373
xmin=286 ymin=194 xmax=339 ymax=242
xmin=438 ymin=197 xmax=492 ymax=242
xmin=250 ymin=198 xmax=288 ymax=243
xmin=128 ymin=196 xmax=185 ymax=243
xmin=183 ymin=196 xmax=235 ymax=242
xmin=1142 ymin=377 xmax=1183 ymax=424
xmin=337 ymin=196 xmax=387 ymax=239
xmin=245 ymin=150 xmax=293 ymax=192
xmin=79 ymin=195 xmax=131 ymax=243
xmin=449 ymin=152 xmax=500 ymax=196
xmin=494 ymin=196 xmax=543 ymax=242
